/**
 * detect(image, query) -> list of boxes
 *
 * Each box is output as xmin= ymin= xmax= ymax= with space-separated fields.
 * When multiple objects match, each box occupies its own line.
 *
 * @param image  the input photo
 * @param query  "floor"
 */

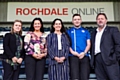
xmin=0 ymin=73 xmax=97 ymax=80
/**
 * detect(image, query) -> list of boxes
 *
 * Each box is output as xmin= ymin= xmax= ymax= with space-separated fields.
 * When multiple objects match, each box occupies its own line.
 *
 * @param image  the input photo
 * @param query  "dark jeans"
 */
xmin=69 ymin=56 xmax=90 ymax=80
xmin=25 ymin=55 xmax=46 ymax=80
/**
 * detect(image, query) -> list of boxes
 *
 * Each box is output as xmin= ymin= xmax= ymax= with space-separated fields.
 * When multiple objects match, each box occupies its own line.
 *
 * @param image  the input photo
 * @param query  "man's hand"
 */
xmin=78 ymin=52 xmax=85 ymax=59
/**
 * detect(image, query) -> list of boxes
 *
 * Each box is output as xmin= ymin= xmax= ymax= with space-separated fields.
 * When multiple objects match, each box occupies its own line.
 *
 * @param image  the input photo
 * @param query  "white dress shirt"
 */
xmin=95 ymin=26 xmax=106 ymax=55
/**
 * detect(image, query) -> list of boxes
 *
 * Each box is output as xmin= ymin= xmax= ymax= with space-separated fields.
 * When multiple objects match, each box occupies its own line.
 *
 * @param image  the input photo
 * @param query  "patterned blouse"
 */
xmin=24 ymin=31 xmax=47 ymax=55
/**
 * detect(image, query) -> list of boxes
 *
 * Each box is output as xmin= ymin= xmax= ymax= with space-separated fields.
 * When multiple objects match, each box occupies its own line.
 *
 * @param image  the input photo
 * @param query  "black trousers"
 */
xmin=95 ymin=53 xmax=120 ymax=80
xmin=2 ymin=61 xmax=20 ymax=80
xmin=25 ymin=55 xmax=46 ymax=80
xmin=69 ymin=56 xmax=90 ymax=80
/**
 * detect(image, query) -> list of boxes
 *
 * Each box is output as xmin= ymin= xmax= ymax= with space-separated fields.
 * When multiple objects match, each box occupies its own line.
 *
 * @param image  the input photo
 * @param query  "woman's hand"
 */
xmin=12 ymin=57 xmax=18 ymax=63
xmin=17 ymin=58 xmax=23 ymax=64
xmin=59 ymin=57 xmax=65 ymax=63
xmin=54 ymin=57 xmax=60 ymax=62
xmin=32 ymin=53 xmax=39 ymax=59
xmin=37 ymin=54 xmax=45 ymax=59
xmin=54 ymin=57 xmax=65 ymax=63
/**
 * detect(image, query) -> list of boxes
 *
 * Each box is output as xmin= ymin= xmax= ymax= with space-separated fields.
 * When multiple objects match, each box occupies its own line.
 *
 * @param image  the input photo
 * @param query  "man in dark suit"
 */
xmin=90 ymin=13 xmax=120 ymax=80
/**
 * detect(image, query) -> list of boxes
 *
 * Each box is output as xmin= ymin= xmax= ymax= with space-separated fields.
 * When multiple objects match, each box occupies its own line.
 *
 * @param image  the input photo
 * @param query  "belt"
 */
xmin=95 ymin=52 xmax=101 ymax=55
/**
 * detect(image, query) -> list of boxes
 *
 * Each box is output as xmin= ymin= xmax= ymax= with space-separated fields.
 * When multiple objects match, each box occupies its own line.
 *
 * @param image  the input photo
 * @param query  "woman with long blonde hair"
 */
xmin=2 ymin=20 xmax=24 ymax=80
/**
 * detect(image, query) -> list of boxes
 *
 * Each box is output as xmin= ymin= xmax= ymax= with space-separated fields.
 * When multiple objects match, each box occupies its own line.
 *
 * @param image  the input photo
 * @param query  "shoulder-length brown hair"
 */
xmin=10 ymin=20 xmax=22 ymax=36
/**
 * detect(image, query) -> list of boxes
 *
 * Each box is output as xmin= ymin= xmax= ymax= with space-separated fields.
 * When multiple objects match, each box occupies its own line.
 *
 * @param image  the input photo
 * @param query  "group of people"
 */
xmin=2 ymin=13 xmax=120 ymax=80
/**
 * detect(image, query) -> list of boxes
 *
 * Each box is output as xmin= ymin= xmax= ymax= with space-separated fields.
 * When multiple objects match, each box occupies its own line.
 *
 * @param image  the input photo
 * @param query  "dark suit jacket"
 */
xmin=2 ymin=33 xmax=24 ymax=60
xmin=90 ymin=26 xmax=120 ymax=67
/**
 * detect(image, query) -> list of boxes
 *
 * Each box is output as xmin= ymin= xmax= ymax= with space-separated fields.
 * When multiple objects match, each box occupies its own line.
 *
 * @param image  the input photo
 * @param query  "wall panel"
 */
xmin=0 ymin=0 xmax=119 ymax=2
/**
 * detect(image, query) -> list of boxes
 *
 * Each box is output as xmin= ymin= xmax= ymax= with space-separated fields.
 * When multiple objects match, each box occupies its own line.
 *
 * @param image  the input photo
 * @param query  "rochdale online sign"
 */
xmin=7 ymin=2 xmax=114 ymax=22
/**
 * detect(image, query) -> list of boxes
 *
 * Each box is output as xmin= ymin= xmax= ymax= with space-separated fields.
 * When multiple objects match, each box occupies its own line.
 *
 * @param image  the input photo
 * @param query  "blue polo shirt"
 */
xmin=67 ymin=26 xmax=90 ymax=56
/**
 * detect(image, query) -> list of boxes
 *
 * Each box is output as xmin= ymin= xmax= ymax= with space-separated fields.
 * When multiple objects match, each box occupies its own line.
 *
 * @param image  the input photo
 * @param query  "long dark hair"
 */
xmin=50 ymin=18 xmax=66 ymax=33
xmin=51 ymin=18 xmax=71 ymax=46
xmin=29 ymin=17 xmax=44 ymax=33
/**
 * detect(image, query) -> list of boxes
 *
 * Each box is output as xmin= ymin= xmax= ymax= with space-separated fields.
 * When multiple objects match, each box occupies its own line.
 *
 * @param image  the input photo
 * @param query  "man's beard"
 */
xmin=98 ymin=24 xmax=104 ymax=28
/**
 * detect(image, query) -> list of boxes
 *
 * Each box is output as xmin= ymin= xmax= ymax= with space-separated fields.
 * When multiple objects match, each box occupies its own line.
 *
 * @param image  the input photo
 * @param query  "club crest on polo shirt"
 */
xmin=71 ymin=31 xmax=74 ymax=33
xmin=81 ymin=30 xmax=85 ymax=33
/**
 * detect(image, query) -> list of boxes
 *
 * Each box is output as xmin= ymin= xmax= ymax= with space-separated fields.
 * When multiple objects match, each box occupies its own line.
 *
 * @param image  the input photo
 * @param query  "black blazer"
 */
xmin=2 ymin=33 xmax=24 ymax=60
xmin=90 ymin=26 xmax=120 ymax=67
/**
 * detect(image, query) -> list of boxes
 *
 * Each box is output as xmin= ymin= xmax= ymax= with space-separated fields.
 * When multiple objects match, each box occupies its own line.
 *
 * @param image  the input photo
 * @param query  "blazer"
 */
xmin=47 ymin=33 xmax=70 ymax=66
xmin=2 ymin=33 xmax=24 ymax=60
xmin=90 ymin=26 xmax=120 ymax=67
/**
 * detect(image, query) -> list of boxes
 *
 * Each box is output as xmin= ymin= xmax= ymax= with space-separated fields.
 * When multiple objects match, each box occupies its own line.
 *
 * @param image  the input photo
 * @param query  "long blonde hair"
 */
xmin=10 ymin=20 xmax=22 ymax=36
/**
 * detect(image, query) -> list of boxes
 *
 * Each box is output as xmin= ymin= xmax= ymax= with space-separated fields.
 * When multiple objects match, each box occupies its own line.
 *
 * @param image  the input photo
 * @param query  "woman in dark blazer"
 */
xmin=47 ymin=18 xmax=71 ymax=80
xmin=2 ymin=20 xmax=24 ymax=80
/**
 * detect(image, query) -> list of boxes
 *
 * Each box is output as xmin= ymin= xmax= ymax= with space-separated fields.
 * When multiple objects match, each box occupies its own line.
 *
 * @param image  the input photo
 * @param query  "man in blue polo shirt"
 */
xmin=67 ymin=14 xmax=91 ymax=80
